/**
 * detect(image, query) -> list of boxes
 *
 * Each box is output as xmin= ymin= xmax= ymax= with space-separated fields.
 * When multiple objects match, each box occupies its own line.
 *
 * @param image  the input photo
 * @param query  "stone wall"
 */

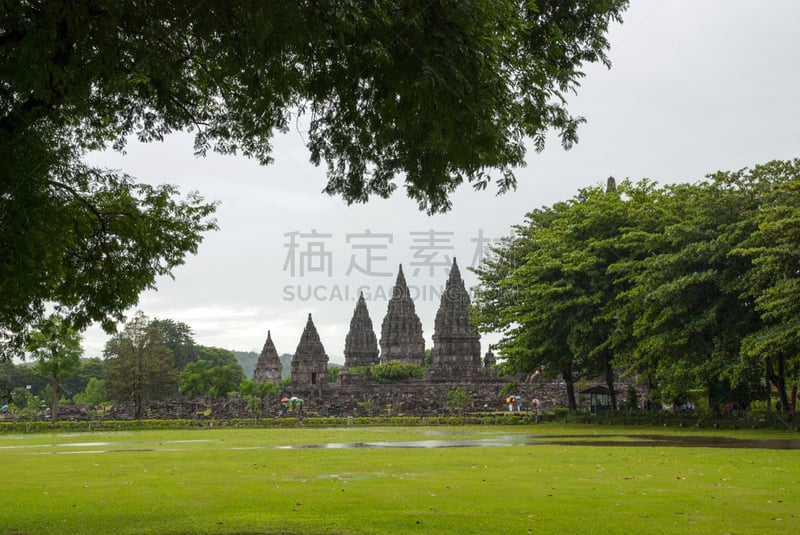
xmin=287 ymin=376 xmax=644 ymax=417
xmin=18 ymin=376 xmax=645 ymax=422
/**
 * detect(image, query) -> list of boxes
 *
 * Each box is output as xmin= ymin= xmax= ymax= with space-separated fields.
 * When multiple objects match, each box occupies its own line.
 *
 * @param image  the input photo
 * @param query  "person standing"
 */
xmin=532 ymin=398 xmax=541 ymax=423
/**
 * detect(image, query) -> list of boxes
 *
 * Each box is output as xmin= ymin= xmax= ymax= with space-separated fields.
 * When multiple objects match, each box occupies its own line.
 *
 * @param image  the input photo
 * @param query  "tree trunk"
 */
xmin=604 ymin=353 xmax=617 ymax=411
xmin=767 ymin=356 xmax=790 ymax=414
xmin=51 ymin=376 xmax=59 ymax=427
xmin=765 ymin=361 xmax=773 ymax=413
xmin=562 ymin=364 xmax=577 ymax=411
xmin=136 ymin=346 xmax=144 ymax=421
xmin=707 ymin=378 xmax=720 ymax=417
xmin=777 ymin=356 xmax=790 ymax=413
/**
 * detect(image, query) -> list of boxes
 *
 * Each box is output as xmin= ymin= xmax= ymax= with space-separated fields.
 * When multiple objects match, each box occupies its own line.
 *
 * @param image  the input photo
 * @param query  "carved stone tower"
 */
xmin=253 ymin=330 xmax=283 ymax=385
xmin=344 ymin=293 xmax=380 ymax=368
xmin=290 ymin=314 xmax=329 ymax=387
xmin=379 ymin=265 xmax=425 ymax=366
xmin=430 ymin=258 xmax=481 ymax=373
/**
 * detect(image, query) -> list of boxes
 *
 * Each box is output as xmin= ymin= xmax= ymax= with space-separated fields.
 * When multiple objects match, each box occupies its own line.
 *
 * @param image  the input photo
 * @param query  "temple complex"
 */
xmin=343 ymin=293 xmax=380 ymax=368
xmin=252 ymin=330 xmax=282 ymax=385
xmin=250 ymin=261 xmax=641 ymax=416
xmin=260 ymin=262 xmax=495 ymax=390
xmin=290 ymin=314 xmax=329 ymax=387
xmin=378 ymin=265 xmax=426 ymax=367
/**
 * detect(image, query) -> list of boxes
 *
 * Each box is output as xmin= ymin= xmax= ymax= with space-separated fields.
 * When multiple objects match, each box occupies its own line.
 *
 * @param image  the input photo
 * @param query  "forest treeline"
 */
xmin=472 ymin=159 xmax=799 ymax=414
xmin=0 ymin=312 xmax=296 ymax=422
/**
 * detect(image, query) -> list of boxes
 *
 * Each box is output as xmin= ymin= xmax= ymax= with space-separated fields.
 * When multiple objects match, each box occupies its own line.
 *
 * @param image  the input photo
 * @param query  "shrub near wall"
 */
xmin=368 ymin=362 xmax=425 ymax=383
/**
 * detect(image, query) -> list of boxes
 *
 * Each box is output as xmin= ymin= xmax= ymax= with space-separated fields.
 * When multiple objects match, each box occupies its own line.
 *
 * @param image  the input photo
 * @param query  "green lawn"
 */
xmin=1 ymin=425 xmax=798 ymax=534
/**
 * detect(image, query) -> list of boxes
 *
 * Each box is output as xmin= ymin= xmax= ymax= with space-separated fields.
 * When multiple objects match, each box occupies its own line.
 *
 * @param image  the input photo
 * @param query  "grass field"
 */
xmin=1 ymin=424 xmax=798 ymax=534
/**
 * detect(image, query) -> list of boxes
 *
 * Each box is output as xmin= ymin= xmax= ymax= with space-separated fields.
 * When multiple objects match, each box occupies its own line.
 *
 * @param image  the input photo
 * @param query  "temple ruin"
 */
xmin=343 ymin=293 xmax=379 ymax=368
xmin=378 ymin=265 xmax=426 ymax=367
xmin=252 ymin=330 xmax=282 ymax=384
xmin=427 ymin=258 xmax=485 ymax=381
xmin=289 ymin=313 xmax=329 ymax=388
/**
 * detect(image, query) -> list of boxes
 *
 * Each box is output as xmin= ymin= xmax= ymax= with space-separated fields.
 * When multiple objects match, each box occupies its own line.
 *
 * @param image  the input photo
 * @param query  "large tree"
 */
xmin=1 ymin=1 xmax=628 ymax=354
xmin=472 ymin=179 xmax=638 ymax=410
xmin=474 ymin=161 xmax=798 ymax=415
xmin=151 ymin=319 xmax=197 ymax=371
xmin=104 ymin=311 xmax=177 ymax=419
xmin=472 ymin=200 xmax=584 ymax=408
xmin=26 ymin=315 xmax=82 ymax=425
xmin=620 ymin=185 xmax=755 ymax=412
xmin=179 ymin=345 xmax=245 ymax=399
xmin=733 ymin=160 xmax=800 ymax=413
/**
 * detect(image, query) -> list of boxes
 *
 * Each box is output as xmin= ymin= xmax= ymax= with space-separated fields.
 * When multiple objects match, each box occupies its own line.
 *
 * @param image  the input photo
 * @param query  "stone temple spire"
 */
xmin=379 ymin=265 xmax=425 ymax=366
xmin=344 ymin=293 xmax=379 ymax=368
xmin=430 ymin=258 xmax=481 ymax=369
xmin=291 ymin=314 xmax=329 ymax=387
xmin=253 ymin=330 xmax=283 ymax=385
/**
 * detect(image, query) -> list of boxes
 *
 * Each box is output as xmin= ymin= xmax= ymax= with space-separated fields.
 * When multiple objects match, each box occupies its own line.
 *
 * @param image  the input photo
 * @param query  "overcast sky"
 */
xmin=83 ymin=1 xmax=800 ymax=363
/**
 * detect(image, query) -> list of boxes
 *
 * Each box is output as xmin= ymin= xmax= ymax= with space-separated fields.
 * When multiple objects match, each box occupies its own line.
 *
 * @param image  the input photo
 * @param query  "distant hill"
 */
xmin=232 ymin=351 xmax=259 ymax=377
xmin=279 ymin=354 xmax=291 ymax=378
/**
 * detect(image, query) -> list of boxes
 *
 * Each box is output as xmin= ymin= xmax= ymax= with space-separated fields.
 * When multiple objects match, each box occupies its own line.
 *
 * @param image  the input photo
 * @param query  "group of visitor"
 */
xmin=504 ymin=395 xmax=542 ymax=415
xmin=505 ymin=395 xmax=522 ymax=412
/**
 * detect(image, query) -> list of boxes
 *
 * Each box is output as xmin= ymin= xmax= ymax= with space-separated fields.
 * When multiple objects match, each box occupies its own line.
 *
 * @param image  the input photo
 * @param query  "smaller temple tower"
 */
xmin=290 ymin=314 xmax=329 ymax=387
xmin=252 ymin=330 xmax=283 ymax=385
xmin=379 ymin=265 xmax=425 ymax=367
xmin=344 ymin=293 xmax=379 ymax=368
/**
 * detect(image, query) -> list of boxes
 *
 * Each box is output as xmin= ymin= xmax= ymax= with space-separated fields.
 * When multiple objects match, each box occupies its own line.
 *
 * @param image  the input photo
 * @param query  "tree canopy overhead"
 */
xmin=1 ymin=0 xmax=628 ymax=356
xmin=2 ymin=1 xmax=627 ymax=210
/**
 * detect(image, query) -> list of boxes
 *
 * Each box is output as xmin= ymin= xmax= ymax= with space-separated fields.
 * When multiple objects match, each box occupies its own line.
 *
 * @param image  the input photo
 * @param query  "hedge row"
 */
xmin=0 ymin=414 xmax=541 ymax=433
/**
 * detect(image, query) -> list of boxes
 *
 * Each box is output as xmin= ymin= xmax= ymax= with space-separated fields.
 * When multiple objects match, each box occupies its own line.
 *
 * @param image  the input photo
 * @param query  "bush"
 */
xmin=239 ymin=378 xmax=279 ymax=398
xmin=446 ymin=386 xmax=471 ymax=414
xmin=368 ymin=362 xmax=424 ymax=383
xmin=552 ymin=408 xmax=570 ymax=419
xmin=347 ymin=366 xmax=369 ymax=378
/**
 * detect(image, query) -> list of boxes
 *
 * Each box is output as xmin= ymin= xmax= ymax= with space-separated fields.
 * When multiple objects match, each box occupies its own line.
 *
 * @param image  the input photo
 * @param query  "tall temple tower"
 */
xmin=252 ymin=330 xmax=283 ymax=385
xmin=429 ymin=258 xmax=481 ymax=374
xmin=290 ymin=314 xmax=329 ymax=387
xmin=344 ymin=293 xmax=380 ymax=368
xmin=379 ymin=265 xmax=425 ymax=367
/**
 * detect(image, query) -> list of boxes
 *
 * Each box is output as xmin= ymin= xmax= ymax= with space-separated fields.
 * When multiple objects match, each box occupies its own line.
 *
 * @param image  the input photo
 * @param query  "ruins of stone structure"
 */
xmin=252 ymin=330 xmax=282 ymax=385
xmin=378 ymin=265 xmax=426 ymax=367
xmin=290 ymin=314 xmax=329 ymax=387
xmin=343 ymin=292 xmax=379 ymax=368
xmin=428 ymin=258 xmax=484 ymax=380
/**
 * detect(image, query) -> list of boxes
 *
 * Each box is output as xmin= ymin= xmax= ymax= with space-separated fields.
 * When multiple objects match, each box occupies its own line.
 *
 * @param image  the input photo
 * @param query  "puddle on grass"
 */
xmin=281 ymin=435 xmax=800 ymax=450
xmin=10 ymin=435 xmax=800 ymax=454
